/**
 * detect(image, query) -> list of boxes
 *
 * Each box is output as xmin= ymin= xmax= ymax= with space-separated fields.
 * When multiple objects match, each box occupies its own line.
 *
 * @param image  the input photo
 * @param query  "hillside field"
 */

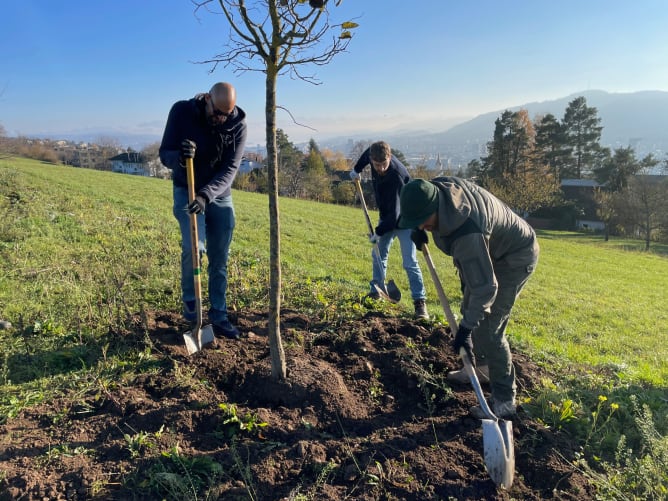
xmin=0 ymin=158 xmax=666 ymax=500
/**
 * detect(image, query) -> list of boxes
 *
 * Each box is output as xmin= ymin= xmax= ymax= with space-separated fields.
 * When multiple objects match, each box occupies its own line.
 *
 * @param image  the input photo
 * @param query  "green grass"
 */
xmin=1 ymin=157 xmax=668 ymax=497
xmin=2 ymin=157 xmax=667 ymax=384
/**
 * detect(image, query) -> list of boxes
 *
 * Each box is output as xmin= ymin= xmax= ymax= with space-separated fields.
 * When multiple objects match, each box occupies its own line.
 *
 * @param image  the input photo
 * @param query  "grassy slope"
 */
xmin=1 ymin=158 xmax=667 ymax=386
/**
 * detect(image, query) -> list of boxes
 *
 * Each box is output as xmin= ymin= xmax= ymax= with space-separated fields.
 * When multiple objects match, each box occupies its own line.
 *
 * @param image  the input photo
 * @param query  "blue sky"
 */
xmin=1 ymin=1 xmax=667 ymax=147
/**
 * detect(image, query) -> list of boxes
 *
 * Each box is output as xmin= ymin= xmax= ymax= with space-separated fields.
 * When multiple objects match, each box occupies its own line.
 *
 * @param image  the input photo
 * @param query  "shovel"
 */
xmin=421 ymin=243 xmax=515 ymax=488
xmin=353 ymin=178 xmax=401 ymax=303
xmin=182 ymin=156 xmax=215 ymax=355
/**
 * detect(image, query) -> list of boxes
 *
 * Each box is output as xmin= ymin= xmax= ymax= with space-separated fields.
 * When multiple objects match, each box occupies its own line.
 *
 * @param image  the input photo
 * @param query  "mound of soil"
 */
xmin=0 ymin=309 xmax=594 ymax=500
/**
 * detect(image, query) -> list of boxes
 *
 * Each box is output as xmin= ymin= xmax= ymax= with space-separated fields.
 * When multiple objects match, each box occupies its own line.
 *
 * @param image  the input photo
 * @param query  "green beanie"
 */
xmin=398 ymin=179 xmax=439 ymax=229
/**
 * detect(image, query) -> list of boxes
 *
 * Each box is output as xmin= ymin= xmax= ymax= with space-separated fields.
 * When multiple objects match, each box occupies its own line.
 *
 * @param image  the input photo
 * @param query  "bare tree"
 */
xmin=619 ymin=172 xmax=667 ymax=250
xmin=194 ymin=0 xmax=357 ymax=380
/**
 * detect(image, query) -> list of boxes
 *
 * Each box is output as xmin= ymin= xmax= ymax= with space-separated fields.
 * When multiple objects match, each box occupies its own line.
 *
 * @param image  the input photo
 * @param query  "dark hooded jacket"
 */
xmin=352 ymin=149 xmax=411 ymax=235
xmin=159 ymin=96 xmax=247 ymax=201
xmin=429 ymin=177 xmax=538 ymax=330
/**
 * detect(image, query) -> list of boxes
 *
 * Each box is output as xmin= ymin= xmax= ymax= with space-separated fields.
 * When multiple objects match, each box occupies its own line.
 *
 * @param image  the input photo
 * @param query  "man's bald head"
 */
xmin=209 ymin=82 xmax=236 ymax=111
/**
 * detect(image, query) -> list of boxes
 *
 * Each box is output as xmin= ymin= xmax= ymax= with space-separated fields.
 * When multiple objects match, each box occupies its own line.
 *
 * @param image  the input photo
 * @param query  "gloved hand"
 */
xmin=180 ymin=139 xmax=196 ymax=165
xmin=187 ymin=195 xmax=207 ymax=214
xmin=368 ymin=233 xmax=380 ymax=244
xmin=411 ymin=229 xmax=428 ymax=251
xmin=452 ymin=324 xmax=476 ymax=366
xmin=349 ymin=170 xmax=361 ymax=180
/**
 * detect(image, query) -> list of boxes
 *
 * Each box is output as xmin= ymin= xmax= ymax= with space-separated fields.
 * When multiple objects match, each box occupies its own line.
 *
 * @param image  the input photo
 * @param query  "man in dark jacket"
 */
xmin=159 ymin=82 xmax=247 ymax=340
xmin=398 ymin=177 xmax=539 ymax=418
xmin=350 ymin=141 xmax=428 ymax=319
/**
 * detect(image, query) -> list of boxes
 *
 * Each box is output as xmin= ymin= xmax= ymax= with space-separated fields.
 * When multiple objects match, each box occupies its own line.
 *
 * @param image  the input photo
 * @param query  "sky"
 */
xmin=1 ymin=0 xmax=667 ymax=148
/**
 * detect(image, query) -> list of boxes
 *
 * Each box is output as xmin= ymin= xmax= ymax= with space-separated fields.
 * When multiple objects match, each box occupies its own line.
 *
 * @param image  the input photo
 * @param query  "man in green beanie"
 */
xmin=398 ymin=177 xmax=539 ymax=419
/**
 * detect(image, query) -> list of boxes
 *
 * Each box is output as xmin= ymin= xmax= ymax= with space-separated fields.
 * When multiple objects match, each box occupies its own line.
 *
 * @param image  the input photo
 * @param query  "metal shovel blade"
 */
xmin=372 ymin=281 xmax=402 ymax=304
xmin=481 ymin=418 xmax=515 ymax=489
xmin=386 ymin=279 xmax=402 ymax=302
xmin=183 ymin=324 xmax=215 ymax=355
xmin=461 ymin=348 xmax=515 ymax=488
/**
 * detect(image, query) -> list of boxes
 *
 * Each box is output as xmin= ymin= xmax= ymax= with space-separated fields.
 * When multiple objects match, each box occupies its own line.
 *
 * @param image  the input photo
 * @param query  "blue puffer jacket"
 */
xmin=159 ymin=96 xmax=247 ymax=201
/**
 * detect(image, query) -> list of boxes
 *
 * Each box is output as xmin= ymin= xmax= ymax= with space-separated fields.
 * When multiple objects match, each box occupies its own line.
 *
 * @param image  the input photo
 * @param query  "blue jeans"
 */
xmin=173 ymin=185 xmax=235 ymax=324
xmin=370 ymin=228 xmax=426 ymax=301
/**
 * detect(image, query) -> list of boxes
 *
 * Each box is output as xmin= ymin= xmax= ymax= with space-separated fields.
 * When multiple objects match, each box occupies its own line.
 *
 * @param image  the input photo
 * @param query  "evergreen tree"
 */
xmin=534 ymin=113 xmax=568 ymax=181
xmin=562 ymin=96 xmax=604 ymax=178
xmin=480 ymin=109 xmax=535 ymax=184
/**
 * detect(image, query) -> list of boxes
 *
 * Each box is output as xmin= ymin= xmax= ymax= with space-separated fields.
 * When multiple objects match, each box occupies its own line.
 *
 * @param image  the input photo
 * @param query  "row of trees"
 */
xmin=465 ymin=96 xmax=667 ymax=247
xmin=233 ymin=130 xmax=360 ymax=205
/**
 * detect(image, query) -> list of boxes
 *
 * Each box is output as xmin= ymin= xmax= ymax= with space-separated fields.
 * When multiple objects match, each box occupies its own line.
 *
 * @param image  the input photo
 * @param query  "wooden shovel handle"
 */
xmin=421 ymin=243 xmax=496 ymax=419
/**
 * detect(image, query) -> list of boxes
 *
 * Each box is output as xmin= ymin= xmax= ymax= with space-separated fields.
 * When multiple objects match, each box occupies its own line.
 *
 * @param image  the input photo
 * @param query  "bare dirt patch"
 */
xmin=0 ymin=308 xmax=593 ymax=500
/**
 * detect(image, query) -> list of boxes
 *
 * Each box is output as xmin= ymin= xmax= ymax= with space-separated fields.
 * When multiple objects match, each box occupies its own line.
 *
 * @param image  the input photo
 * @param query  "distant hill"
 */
xmin=28 ymin=90 xmax=668 ymax=167
xmin=319 ymin=90 xmax=668 ymax=166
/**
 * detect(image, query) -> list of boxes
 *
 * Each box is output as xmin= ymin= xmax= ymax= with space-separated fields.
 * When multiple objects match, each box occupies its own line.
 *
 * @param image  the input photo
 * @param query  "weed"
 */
xmin=368 ymin=369 xmax=384 ymax=403
xmin=524 ymin=379 xmax=579 ymax=430
xmin=38 ymin=443 xmax=94 ymax=466
xmin=133 ymin=443 xmax=224 ymax=500
xmin=584 ymin=394 xmax=619 ymax=448
xmin=285 ymin=460 xmax=337 ymax=501
xmin=1 ymin=351 xmax=9 ymax=385
xmin=216 ymin=403 xmax=268 ymax=439
xmin=229 ymin=439 xmax=259 ymax=501
xmin=400 ymin=354 xmax=453 ymax=416
xmin=576 ymin=395 xmax=668 ymax=499
xmin=121 ymin=424 xmax=156 ymax=458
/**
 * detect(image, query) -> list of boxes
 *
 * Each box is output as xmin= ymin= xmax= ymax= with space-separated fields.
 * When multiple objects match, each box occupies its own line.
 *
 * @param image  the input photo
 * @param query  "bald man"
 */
xmin=160 ymin=82 xmax=247 ymax=340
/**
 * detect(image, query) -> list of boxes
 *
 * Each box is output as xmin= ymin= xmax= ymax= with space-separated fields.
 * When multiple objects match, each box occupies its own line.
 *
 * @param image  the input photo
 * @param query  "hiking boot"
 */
xmin=446 ymin=365 xmax=490 ymax=384
xmin=470 ymin=399 xmax=516 ymax=419
xmin=413 ymin=299 xmax=429 ymax=319
xmin=183 ymin=300 xmax=197 ymax=323
xmin=212 ymin=319 xmax=241 ymax=340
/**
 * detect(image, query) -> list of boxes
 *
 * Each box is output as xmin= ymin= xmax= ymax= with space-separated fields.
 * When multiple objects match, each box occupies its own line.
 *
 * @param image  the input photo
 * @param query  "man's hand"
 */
xmin=368 ymin=233 xmax=380 ymax=244
xmin=349 ymin=170 xmax=361 ymax=180
xmin=411 ymin=229 xmax=428 ymax=251
xmin=180 ymin=139 xmax=196 ymax=165
xmin=187 ymin=195 xmax=206 ymax=214
xmin=452 ymin=324 xmax=475 ymax=366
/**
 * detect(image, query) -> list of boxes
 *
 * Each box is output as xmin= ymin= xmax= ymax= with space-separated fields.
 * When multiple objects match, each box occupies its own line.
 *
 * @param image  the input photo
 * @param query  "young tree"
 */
xmin=561 ymin=96 xmax=604 ymax=179
xmin=195 ymin=0 xmax=357 ymax=380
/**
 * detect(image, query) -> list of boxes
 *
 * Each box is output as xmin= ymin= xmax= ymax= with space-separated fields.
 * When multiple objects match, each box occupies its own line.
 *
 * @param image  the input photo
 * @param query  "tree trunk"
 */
xmin=265 ymin=69 xmax=286 ymax=380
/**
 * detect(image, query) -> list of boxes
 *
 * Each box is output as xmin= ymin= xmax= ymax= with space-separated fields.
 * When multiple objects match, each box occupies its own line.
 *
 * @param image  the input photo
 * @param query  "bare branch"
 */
xmin=193 ymin=0 xmax=354 ymax=85
xmin=276 ymin=105 xmax=318 ymax=132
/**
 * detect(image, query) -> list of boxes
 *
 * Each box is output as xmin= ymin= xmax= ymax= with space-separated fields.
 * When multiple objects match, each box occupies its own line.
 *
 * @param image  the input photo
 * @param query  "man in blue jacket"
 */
xmin=350 ymin=141 xmax=428 ymax=319
xmin=159 ymin=82 xmax=247 ymax=339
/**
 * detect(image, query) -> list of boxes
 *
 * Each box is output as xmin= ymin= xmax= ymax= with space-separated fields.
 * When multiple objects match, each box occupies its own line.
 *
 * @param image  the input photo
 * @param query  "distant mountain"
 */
xmin=28 ymin=90 xmax=668 ymax=166
xmin=319 ymin=90 xmax=668 ymax=166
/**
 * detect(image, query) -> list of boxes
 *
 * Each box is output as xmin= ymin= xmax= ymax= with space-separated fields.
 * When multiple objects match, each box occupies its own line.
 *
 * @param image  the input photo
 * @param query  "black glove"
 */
xmin=187 ymin=195 xmax=207 ymax=214
xmin=180 ymin=139 xmax=196 ymax=164
xmin=411 ymin=229 xmax=428 ymax=251
xmin=452 ymin=324 xmax=476 ymax=366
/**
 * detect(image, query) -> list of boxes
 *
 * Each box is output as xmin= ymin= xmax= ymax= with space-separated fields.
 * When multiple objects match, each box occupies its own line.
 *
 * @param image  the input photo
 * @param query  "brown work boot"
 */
xmin=446 ymin=365 xmax=490 ymax=384
xmin=413 ymin=299 xmax=429 ymax=319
